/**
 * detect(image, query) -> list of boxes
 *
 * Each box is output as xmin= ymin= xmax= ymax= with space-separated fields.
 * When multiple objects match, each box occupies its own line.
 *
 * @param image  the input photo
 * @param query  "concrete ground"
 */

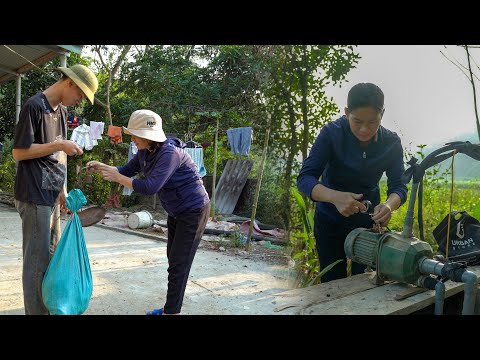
xmin=0 ymin=203 xmax=295 ymax=315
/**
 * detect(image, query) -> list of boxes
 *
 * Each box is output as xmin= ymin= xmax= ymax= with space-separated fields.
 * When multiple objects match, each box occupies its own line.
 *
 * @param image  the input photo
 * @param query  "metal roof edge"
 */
xmin=57 ymin=45 xmax=83 ymax=55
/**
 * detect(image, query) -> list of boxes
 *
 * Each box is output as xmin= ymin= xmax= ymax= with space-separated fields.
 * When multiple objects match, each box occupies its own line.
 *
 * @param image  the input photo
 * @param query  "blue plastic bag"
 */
xmin=42 ymin=188 xmax=93 ymax=315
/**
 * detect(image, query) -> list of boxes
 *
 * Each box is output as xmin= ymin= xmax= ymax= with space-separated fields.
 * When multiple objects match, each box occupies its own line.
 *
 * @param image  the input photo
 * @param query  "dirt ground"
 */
xmin=0 ymin=200 xmax=297 ymax=315
xmin=100 ymin=202 xmax=292 ymax=267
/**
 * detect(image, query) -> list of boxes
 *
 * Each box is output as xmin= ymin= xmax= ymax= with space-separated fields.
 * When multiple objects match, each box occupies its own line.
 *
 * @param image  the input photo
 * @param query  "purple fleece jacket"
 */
xmin=118 ymin=137 xmax=210 ymax=217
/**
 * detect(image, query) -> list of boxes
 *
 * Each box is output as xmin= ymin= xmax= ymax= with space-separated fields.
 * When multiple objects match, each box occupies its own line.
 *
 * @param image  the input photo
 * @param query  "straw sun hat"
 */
xmin=56 ymin=64 xmax=98 ymax=105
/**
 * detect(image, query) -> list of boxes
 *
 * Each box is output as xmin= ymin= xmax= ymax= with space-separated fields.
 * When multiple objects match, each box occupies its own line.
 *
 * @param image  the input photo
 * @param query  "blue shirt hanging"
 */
xmin=226 ymin=127 xmax=252 ymax=156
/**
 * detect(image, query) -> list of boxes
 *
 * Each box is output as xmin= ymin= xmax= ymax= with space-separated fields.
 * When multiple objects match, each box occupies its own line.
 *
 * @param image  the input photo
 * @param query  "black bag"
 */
xmin=432 ymin=211 xmax=480 ymax=265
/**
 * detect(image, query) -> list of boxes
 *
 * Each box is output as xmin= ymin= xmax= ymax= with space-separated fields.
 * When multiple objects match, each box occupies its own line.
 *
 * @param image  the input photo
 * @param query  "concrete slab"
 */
xmin=0 ymin=203 xmax=295 ymax=315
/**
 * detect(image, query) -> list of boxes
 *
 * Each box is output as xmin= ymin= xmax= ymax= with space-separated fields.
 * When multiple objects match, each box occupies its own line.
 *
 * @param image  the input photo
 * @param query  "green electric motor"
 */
xmin=344 ymin=228 xmax=433 ymax=284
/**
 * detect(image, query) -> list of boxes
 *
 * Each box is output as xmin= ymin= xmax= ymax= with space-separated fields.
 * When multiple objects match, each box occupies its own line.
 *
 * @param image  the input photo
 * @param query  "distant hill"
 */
xmin=410 ymin=133 xmax=480 ymax=180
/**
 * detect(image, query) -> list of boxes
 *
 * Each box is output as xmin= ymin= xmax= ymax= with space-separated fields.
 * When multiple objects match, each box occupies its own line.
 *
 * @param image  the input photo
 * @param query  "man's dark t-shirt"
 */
xmin=14 ymin=92 xmax=67 ymax=206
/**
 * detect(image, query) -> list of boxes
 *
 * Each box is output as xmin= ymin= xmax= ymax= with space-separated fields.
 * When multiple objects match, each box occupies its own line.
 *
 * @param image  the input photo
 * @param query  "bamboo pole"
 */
xmin=52 ymin=54 xmax=68 ymax=247
xmin=210 ymin=117 xmax=219 ymax=218
xmin=246 ymin=113 xmax=271 ymax=251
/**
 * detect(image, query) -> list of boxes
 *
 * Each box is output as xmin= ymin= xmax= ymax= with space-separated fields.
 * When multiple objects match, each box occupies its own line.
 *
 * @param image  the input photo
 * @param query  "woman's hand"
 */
xmin=98 ymin=166 xmax=120 ymax=183
xmin=86 ymin=160 xmax=105 ymax=173
xmin=86 ymin=160 xmax=120 ymax=183
xmin=371 ymin=203 xmax=392 ymax=227
xmin=332 ymin=192 xmax=367 ymax=217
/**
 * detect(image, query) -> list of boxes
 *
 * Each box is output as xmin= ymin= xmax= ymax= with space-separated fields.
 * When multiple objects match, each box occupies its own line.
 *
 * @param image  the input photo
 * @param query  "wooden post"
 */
xmin=246 ymin=114 xmax=271 ymax=251
xmin=210 ymin=117 xmax=219 ymax=218
xmin=75 ymin=162 xmax=82 ymax=189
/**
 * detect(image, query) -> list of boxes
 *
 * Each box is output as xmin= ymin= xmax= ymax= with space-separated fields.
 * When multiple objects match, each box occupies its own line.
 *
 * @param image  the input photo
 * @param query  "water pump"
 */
xmin=344 ymin=141 xmax=480 ymax=315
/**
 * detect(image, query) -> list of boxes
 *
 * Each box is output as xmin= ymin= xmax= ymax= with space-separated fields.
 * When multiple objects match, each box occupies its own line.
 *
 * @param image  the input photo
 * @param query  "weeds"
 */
xmin=289 ymin=187 xmax=341 ymax=287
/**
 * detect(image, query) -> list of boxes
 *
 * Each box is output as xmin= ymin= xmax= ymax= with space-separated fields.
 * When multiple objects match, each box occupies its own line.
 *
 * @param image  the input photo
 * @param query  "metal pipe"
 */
xmin=461 ymin=271 xmax=478 ymax=315
xmin=434 ymin=280 xmax=446 ymax=315
xmin=402 ymin=182 xmax=419 ymax=238
xmin=418 ymin=275 xmax=445 ymax=315
xmin=419 ymin=257 xmax=477 ymax=315
xmin=475 ymin=287 xmax=480 ymax=315
xmin=15 ymin=74 xmax=22 ymax=125
xmin=419 ymin=257 xmax=444 ymax=276
xmin=60 ymin=52 xmax=67 ymax=67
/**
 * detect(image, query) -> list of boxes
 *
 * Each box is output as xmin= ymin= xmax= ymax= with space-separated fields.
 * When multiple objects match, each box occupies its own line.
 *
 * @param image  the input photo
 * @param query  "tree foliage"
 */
xmin=0 ymin=45 xmax=361 ymax=229
xmin=262 ymin=45 xmax=361 ymax=227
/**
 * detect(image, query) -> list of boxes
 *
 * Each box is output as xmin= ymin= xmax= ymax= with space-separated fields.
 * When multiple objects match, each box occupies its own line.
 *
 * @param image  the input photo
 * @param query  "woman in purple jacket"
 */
xmin=87 ymin=109 xmax=210 ymax=315
xmin=297 ymin=83 xmax=408 ymax=283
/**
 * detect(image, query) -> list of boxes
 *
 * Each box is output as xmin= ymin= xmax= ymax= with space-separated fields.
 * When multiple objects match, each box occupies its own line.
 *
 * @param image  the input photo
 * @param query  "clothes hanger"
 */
xmin=185 ymin=134 xmax=202 ymax=148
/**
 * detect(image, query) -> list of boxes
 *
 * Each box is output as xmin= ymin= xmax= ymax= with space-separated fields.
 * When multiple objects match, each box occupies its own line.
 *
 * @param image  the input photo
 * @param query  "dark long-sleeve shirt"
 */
xmin=296 ymin=115 xmax=408 ymax=227
xmin=118 ymin=137 xmax=210 ymax=217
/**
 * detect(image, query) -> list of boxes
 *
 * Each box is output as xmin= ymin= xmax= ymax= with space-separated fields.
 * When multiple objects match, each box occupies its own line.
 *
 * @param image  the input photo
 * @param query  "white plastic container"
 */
xmin=127 ymin=210 xmax=153 ymax=229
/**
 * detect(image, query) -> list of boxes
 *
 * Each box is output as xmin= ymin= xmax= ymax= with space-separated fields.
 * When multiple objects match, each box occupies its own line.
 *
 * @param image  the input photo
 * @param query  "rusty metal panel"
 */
xmin=215 ymin=159 xmax=254 ymax=215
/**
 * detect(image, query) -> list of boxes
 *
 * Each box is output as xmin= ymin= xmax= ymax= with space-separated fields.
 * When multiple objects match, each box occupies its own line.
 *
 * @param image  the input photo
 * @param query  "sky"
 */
xmin=325 ymin=45 xmax=480 ymax=153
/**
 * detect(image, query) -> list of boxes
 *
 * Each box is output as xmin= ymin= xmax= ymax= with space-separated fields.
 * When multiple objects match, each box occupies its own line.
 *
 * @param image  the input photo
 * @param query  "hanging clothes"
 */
xmin=185 ymin=139 xmax=202 ymax=149
xmin=122 ymin=141 xmax=138 ymax=196
xmin=107 ymin=125 xmax=123 ymax=144
xmin=184 ymin=147 xmax=207 ymax=177
xmin=70 ymin=124 xmax=95 ymax=150
xmin=226 ymin=127 xmax=252 ymax=156
xmin=89 ymin=121 xmax=105 ymax=142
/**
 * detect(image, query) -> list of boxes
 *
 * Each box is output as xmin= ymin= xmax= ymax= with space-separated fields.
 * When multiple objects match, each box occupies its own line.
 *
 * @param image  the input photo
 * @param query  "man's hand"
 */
xmin=58 ymin=139 xmax=83 ymax=156
xmin=56 ymin=189 xmax=71 ymax=215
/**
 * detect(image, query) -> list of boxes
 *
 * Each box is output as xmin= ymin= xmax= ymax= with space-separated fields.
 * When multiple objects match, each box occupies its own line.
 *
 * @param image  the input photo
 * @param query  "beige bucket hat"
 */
xmin=123 ymin=109 xmax=167 ymax=142
xmin=56 ymin=64 xmax=98 ymax=105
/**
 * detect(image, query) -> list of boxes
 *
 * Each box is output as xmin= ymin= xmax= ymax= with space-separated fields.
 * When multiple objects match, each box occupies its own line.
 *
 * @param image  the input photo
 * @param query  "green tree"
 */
xmin=264 ymin=45 xmax=361 ymax=228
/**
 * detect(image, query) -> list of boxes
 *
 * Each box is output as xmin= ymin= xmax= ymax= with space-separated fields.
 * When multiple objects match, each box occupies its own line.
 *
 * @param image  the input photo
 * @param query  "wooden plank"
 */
xmin=214 ymin=159 xmax=253 ymax=215
xmin=394 ymin=286 xmax=429 ymax=300
xmin=264 ymin=265 xmax=480 ymax=315
xmin=302 ymin=280 xmax=456 ymax=315
xmin=257 ymin=271 xmax=387 ymax=314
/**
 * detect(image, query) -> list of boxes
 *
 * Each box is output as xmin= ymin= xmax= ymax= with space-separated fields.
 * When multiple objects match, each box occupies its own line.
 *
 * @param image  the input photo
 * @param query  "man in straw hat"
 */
xmin=12 ymin=64 xmax=98 ymax=314
xmin=87 ymin=109 xmax=211 ymax=315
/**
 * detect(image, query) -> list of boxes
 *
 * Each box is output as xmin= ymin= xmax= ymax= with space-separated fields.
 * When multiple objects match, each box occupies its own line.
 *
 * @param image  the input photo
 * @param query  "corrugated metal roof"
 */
xmin=0 ymin=45 xmax=83 ymax=84
xmin=214 ymin=159 xmax=254 ymax=215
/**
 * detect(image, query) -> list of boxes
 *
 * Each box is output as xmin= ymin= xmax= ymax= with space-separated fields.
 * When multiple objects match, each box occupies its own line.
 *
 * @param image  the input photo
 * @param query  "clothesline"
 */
xmin=190 ymin=121 xmax=270 ymax=131
xmin=184 ymin=124 xmax=271 ymax=138
xmin=70 ymin=120 xmax=263 ymax=156
xmin=68 ymin=118 xmax=270 ymax=135
xmin=148 ymin=98 xmax=271 ymax=116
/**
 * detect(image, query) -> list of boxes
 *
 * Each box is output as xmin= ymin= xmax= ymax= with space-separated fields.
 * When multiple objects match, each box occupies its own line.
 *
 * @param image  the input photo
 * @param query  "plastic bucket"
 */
xmin=127 ymin=210 xmax=153 ymax=229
